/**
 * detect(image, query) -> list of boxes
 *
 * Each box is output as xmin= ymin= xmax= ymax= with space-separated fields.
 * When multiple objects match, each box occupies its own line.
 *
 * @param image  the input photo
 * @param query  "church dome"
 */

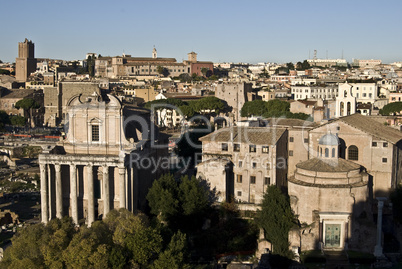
xmin=319 ymin=133 xmax=339 ymax=146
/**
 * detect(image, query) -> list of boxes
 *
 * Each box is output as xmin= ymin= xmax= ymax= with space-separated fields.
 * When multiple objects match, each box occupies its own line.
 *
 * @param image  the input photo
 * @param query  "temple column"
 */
xmin=119 ymin=167 xmax=126 ymax=209
xmin=55 ymin=164 xmax=63 ymax=219
xmin=103 ymin=165 xmax=110 ymax=218
xmin=47 ymin=164 xmax=52 ymax=220
xmin=374 ymin=197 xmax=386 ymax=257
xmin=40 ymin=163 xmax=48 ymax=224
xmin=70 ymin=164 xmax=78 ymax=225
xmin=87 ymin=164 xmax=95 ymax=226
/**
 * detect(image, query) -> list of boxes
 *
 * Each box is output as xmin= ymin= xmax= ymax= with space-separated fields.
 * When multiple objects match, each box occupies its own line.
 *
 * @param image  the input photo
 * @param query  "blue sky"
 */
xmin=1 ymin=0 xmax=402 ymax=64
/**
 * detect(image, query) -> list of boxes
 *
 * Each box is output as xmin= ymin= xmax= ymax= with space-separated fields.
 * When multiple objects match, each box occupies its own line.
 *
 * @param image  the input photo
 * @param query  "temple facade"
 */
xmin=39 ymin=92 xmax=168 ymax=226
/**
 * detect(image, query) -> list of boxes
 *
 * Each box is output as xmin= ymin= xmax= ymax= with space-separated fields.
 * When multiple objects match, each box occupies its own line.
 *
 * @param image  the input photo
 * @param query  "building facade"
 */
xmin=215 ymin=82 xmax=253 ymax=122
xmin=197 ymin=127 xmax=288 ymax=205
xmin=39 ymin=93 xmax=168 ymax=226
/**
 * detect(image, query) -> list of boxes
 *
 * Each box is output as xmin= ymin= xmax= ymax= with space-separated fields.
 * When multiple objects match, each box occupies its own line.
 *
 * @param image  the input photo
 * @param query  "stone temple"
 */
xmin=288 ymin=132 xmax=374 ymax=251
xmin=39 ymin=92 xmax=168 ymax=226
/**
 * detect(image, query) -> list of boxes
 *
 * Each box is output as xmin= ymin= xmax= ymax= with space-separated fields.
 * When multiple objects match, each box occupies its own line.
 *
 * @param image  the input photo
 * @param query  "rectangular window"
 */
xmin=92 ymin=125 xmax=99 ymax=142
xmin=237 ymin=191 xmax=242 ymax=196
xmin=236 ymin=175 xmax=242 ymax=183
xmin=289 ymin=150 xmax=293 ymax=156
xmin=383 ymin=142 xmax=388 ymax=147
xmin=372 ymin=142 xmax=377 ymax=147
xmin=252 ymin=162 xmax=257 ymax=169
xmin=382 ymin=158 xmax=387 ymax=163
xmin=290 ymin=137 xmax=294 ymax=142
xmin=234 ymin=143 xmax=240 ymax=152
xmin=304 ymin=138 xmax=308 ymax=143
xmin=222 ymin=143 xmax=228 ymax=151
xmin=238 ymin=161 xmax=242 ymax=168
xmin=249 ymin=145 xmax=256 ymax=153
xmin=262 ymin=146 xmax=269 ymax=154
xmin=250 ymin=176 xmax=256 ymax=184
xmin=264 ymin=177 xmax=270 ymax=185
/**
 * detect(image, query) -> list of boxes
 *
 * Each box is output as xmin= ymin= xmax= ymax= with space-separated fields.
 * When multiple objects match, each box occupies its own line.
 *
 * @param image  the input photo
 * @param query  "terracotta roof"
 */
xmin=296 ymin=158 xmax=361 ymax=172
xmin=338 ymin=114 xmax=402 ymax=144
xmin=199 ymin=127 xmax=287 ymax=145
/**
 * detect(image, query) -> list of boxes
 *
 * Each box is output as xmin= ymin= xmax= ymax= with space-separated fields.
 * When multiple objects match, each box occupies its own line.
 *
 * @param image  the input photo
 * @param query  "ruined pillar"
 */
xmin=87 ymin=164 xmax=95 ymax=226
xmin=55 ymin=163 xmax=63 ymax=219
xmin=47 ymin=164 xmax=52 ymax=220
xmin=70 ymin=164 xmax=78 ymax=225
xmin=103 ymin=165 xmax=110 ymax=218
xmin=374 ymin=197 xmax=386 ymax=257
xmin=119 ymin=167 xmax=126 ymax=209
xmin=40 ymin=163 xmax=48 ymax=224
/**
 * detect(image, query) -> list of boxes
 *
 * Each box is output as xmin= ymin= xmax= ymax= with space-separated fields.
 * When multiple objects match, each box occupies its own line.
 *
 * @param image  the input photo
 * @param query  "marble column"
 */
xmin=40 ymin=163 xmax=48 ymax=224
xmin=47 ymin=164 xmax=52 ymax=220
xmin=87 ymin=164 xmax=95 ymax=226
xmin=55 ymin=164 xmax=63 ymax=219
xmin=103 ymin=165 xmax=110 ymax=218
xmin=119 ymin=167 xmax=126 ymax=209
xmin=374 ymin=197 xmax=386 ymax=257
xmin=70 ymin=164 xmax=78 ymax=225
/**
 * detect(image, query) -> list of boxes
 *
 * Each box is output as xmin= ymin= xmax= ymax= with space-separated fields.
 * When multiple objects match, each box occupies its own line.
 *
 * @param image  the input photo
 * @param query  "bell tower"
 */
xmin=152 ymin=47 xmax=157 ymax=59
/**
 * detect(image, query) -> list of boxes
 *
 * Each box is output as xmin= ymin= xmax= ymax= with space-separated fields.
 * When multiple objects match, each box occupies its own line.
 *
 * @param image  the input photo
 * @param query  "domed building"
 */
xmin=288 ymin=132 xmax=374 ymax=251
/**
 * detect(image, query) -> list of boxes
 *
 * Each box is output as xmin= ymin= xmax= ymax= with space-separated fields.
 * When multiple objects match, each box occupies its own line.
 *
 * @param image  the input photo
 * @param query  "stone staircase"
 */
xmin=324 ymin=250 xmax=349 ymax=269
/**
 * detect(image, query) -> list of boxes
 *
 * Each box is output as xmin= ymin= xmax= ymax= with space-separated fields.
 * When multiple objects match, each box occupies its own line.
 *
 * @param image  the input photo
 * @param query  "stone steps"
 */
xmin=324 ymin=250 xmax=349 ymax=269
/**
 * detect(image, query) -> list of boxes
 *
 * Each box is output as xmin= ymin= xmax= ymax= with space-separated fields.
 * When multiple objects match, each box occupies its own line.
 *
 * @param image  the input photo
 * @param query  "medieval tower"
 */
xmin=15 ymin=38 xmax=37 ymax=82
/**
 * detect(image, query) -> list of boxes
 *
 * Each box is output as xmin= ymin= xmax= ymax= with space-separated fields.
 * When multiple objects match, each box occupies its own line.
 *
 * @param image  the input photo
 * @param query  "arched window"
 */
xmin=325 ymin=148 xmax=329 ymax=157
xmin=332 ymin=148 xmax=336 ymax=158
xmin=348 ymin=145 xmax=358 ymax=160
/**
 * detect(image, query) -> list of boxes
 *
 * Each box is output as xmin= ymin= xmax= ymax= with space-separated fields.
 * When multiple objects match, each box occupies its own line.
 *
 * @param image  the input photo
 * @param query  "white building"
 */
xmin=291 ymin=84 xmax=338 ymax=100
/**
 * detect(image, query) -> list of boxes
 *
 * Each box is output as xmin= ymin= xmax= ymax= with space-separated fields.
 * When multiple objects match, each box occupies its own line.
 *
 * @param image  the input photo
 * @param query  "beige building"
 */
xmin=39 ymin=93 xmax=168 ymax=226
xmin=15 ymin=39 xmax=37 ymax=82
xmin=197 ymin=127 xmax=288 ymax=205
xmin=44 ymin=81 xmax=101 ymax=126
xmin=288 ymin=133 xmax=372 ymax=251
xmin=215 ymin=82 xmax=253 ymax=122
xmin=309 ymin=114 xmax=402 ymax=197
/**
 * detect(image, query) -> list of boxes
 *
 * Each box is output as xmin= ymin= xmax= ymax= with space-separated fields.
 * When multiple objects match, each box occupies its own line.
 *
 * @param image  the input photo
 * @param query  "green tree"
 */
xmin=257 ymin=185 xmax=294 ymax=257
xmin=195 ymin=96 xmax=225 ymax=114
xmin=157 ymin=66 xmax=170 ymax=77
xmin=62 ymin=221 xmax=112 ymax=268
xmin=152 ymin=231 xmax=190 ymax=269
xmin=0 ymin=69 xmax=11 ymax=75
xmin=147 ymin=174 xmax=212 ymax=231
xmin=201 ymin=67 xmax=208 ymax=77
xmin=286 ymin=62 xmax=295 ymax=70
xmin=178 ymin=105 xmax=194 ymax=119
xmin=86 ymin=55 xmax=95 ymax=77
xmin=14 ymin=97 xmax=40 ymax=126
xmin=110 ymin=210 xmax=162 ymax=266
xmin=1 ymin=223 xmax=46 ymax=269
xmin=0 ymin=110 xmax=10 ymax=130
xmin=179 ymin=175 xmax=210 ymax=216
xmin=379 ymin=101 xmax=402 ymax=116
xmin=147 ymin=174 xmax=180 ymax=222
xmin=178 ymin=73 xmax=191 ymax=83
xmin=302 ymin=59 xmax=311 ymax=70
xmin=9 ymin=115 xmax=27 ymax=126
xmin=240 ymin=100 xmax=268 ymax=117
